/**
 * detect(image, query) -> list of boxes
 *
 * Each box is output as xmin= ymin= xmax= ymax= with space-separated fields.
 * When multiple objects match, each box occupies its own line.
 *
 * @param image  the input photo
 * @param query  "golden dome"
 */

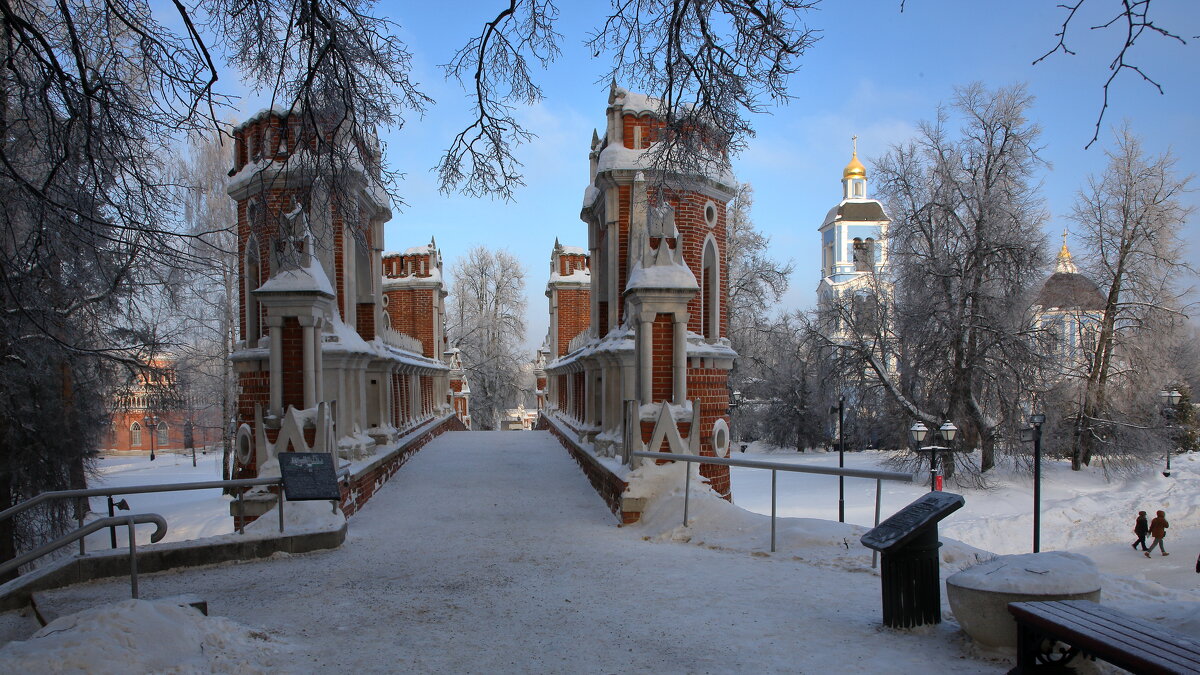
xmin=843 ymin=152 xmax=867 ymax=179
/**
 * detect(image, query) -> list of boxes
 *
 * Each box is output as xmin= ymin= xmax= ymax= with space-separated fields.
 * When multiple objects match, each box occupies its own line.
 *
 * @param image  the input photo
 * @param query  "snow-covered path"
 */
xmin=27 ymin=431 xmax=1000 ymax=673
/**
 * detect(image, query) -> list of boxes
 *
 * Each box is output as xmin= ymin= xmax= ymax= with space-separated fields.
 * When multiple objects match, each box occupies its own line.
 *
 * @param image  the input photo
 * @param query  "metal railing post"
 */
xmin=237 ymin=488 xmax=245 ymax=534
xmin=770 ymin=469 xmax=777 ymax=553
xmin=631 ymin=451 xmax=915 ymax=556
xmin=872 ymin=479 xmax=882 ymax=569
xmin=278 ymin=491 xmax=285 ymax=533
xmin=78 ymin=512 xmax=85 ymax=556
xmin=128 ymin=519 xmax=139 ymax=599
xmin=108 ymin=496 xmax=118 ymax=549
xmin=682 ymin=461 xmax=691 ymax=526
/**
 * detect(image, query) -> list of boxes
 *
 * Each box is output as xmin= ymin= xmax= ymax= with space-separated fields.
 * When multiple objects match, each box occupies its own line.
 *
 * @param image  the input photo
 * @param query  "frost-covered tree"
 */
xmin=447 ymin=247 xmax=528 ymax=430
xmin=856 ymin=83 xmax=1050 ymax=472
xmin=1067 ymin=127 xmax=1194 ymax=469
xmin=173 ymin=133 xmax=239 ymax=479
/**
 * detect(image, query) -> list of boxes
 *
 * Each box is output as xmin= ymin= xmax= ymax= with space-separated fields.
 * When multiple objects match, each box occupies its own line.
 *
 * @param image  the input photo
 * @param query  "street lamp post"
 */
xmin=1159 ymin=388 xmax=1181 ymax=478
xmin=143 ymin=414 xmax=158 ymax=461
xmin=909 ymin=421 xmax=958 ymax=491
xmin=1020 ymin=413 xmax=1046 ymax=552
xmin=834 ymin=395 xmax=845 ymax=523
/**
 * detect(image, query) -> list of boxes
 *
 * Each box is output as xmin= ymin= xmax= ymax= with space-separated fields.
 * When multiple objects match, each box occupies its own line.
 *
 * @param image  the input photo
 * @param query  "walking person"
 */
xmin=1145 ymin=510 xmax=1169 ymax=558
xmin=1131 ymin=511 xmax=1149 ymax=552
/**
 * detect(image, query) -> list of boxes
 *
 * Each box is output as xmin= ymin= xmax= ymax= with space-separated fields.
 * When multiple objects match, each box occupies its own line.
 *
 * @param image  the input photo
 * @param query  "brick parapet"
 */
xmin=540 ymin=413 xmax=639 ymax=523
xmin=339 ymin=414 xmax=466 ymax=517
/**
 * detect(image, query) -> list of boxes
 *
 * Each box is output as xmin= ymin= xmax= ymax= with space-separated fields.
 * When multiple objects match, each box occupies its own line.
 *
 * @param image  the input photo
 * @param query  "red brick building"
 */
xmin=227 ymin=109 xmax=469 ymax=488
xmin=543 ymin=84 xmax=737 ymax=497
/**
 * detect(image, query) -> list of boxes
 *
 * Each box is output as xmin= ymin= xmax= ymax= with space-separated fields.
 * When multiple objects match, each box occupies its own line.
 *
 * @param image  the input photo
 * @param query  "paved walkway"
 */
xmin=33 ymin=431 xmax=998 ymax=673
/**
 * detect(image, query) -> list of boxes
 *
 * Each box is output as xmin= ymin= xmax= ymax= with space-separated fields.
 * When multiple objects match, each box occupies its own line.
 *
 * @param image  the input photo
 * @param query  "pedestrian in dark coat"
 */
xmin=1131 ymin=511 xmax=1149 ymax=551
xmin=1145 ymin=510 xmax=1169 ymax=557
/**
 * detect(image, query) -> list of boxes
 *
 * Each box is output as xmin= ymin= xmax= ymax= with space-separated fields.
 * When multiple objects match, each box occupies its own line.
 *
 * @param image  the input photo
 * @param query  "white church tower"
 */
xmin=817 ymin=138 xmax=891 ymax=321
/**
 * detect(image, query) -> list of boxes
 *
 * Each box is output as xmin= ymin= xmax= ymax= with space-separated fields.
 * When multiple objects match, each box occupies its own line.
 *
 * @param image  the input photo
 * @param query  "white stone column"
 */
xmin=673 ymin=315 xmax=688 ymax=404
xmin=638 ymin=317 xmax=653 ymax=404
xmin=299 ymin=316 xmax=317 ymax=409
xmin=267 ymin=316 xmax=284 ymax=415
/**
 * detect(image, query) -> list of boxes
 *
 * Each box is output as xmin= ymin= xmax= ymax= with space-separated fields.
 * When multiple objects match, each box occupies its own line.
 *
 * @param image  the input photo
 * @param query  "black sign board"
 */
xmin=278 ymin=452 xmax=341 ymax=501
xmin=860 ymin=491 xmax=964 ymax=553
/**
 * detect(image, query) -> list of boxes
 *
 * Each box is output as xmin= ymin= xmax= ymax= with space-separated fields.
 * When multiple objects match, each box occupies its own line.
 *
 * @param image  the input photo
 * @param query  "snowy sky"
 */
xmin=218 ymin=1 xmax=1200 ymax=353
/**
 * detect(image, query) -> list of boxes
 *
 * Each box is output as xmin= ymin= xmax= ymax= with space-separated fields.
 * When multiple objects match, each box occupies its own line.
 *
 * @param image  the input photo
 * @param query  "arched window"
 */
xmin=157 ymin=422 xmax=169 ymax=446
xmin=130 ymin=422 xmax=142 ymax=447
xmin=853 ymin=237 xmax=873 ymax=272
xmin=244 ymin=232 xmax=262 ymax=344
xmin=701 ymin=237 xmax=720 ymax=340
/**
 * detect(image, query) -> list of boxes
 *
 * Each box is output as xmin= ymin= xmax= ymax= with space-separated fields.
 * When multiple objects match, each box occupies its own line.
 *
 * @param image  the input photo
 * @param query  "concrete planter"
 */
xmin=945 ymin=552 xmax=1101 ymax=649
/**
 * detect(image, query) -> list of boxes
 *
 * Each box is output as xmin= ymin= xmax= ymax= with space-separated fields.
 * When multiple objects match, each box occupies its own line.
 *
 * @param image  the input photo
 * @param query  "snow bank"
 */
xmin=949 ymin=551 xmax=1100 ymax=595
xmin=0 ymin=599 xmax=289 ymax=674
xmin=626 ymin=455 xmax=989 ymax=572
xmin=245 ymin=498 xmax=346 ymax=535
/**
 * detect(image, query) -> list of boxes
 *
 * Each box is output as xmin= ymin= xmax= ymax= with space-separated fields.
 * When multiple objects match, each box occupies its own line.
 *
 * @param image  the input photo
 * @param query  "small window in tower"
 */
xmin=853 ymin=238 xmax=873 ymax=272
xmin=853 ymin=179 xmax=864 ymax=198
xmin=704 ymin=201 xmax=718 ymax=228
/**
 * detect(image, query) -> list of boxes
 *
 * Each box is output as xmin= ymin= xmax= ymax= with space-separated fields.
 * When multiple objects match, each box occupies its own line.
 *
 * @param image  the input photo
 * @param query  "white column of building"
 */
xmin=639 ymin=316 xmax=653 ymax=404
xmin=267 ymin=316 xmax=283 ymax=414
xmin=300 ymin=316 xmax=317 ymax=409
xmin=672 ymin=315 xmax=688 ymax=405
xmin=410 ymin=373 xmax=421 ymax=421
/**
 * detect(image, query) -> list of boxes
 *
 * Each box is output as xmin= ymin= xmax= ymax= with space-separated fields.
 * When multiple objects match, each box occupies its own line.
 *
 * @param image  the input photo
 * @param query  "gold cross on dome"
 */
xmin=852 ymin=135 xmax=858 ymax=155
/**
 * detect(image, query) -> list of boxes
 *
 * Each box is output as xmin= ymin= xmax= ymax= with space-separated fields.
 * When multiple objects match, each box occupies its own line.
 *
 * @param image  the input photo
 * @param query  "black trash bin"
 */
xmin=861 ymin=491 xmax=965 ymax=628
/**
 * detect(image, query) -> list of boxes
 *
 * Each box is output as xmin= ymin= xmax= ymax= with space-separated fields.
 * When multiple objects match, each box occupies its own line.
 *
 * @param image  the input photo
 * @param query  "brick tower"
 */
xmin=228 ymin=109 xmax=455 ymax=523
xmin=543 ymin=84 xmax=737 ymax=500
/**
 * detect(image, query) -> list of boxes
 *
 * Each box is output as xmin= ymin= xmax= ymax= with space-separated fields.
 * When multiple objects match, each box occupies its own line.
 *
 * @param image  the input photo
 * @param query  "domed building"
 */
xmin=817 ymin=138 xmax=891 ymax=344
xmin=1032 ymin=236 xmax=1106 ymax=376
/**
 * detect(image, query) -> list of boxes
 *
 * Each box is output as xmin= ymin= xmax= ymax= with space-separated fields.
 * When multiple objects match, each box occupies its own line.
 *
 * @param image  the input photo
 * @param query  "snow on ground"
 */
xmin=82 ymin=451 xmax=233 ymax=549
xmin=0 ymin=599 xmax=288 ymax=675
xmin=1 ymin=434 xmax=1197 ymax=673
xmin=2 ymin=432 xmax=1003 ymax=674
xmin=728 ymin=443 xmax=1200 ymax=638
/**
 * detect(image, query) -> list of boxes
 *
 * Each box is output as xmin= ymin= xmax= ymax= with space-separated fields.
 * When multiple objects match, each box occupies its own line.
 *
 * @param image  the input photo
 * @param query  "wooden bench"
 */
xmin=1008 ymin=599 xmax=1200 ymax=674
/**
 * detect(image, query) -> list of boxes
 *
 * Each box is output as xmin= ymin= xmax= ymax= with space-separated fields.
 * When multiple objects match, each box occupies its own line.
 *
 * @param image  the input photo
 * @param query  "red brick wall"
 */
xmin=622 ymin=114 xmax=664 ymax=149
xmin=688 ymin=367 xmax=732 ymax=497
xmin=572 ymin=371 xmax=585 ymax=420
xmin=384 ymin=287 xmax=434 ymax=357
xmin=645 ymin=187 xmax=728 ymax=339
xmin=280 ymin=317 xmax=304 ymax=411
xmin=356 ymin=302 xmax=375 ymax=341
xmin=617 ymin=185 xmax=630 ymax=322
xmin=651 ymin=313 xmax=674 ymax=403
xmin=556 ymin=288 xmax=591 ymax=355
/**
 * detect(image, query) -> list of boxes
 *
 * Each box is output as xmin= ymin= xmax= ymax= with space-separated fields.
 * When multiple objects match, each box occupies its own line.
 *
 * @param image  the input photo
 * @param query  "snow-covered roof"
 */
xmin=382 ymin=267 xmax=444 ymax=289
xmin=547 ymin=269 xmax=591 ymax=285
xmin=255 ymin=258 xmax=336 ymax=297
xmin=558 ymin=245 xmax=588 ymax=257
xmin=625 ymin=258 xmax=698 ymax=291
xmin=611 ymin=86 xmax=662 ymax=115
xmin=582 ymin=185 xmax=601 ymax=209
xmin=595 ymin=143 xmax=735 ymax=191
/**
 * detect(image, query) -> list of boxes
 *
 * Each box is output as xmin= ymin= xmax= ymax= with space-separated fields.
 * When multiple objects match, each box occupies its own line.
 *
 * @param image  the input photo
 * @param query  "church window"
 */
xmin=704 ymin=201 xmax=718 ymax=228
xmin=157 ymin=422 xmax=169 ymax=446
xmin=244 ymin=233 xmax=262 ymax=344
xmin=852 ymin=238 xmax=873 ymax=272
xmin=130 ymin=422 xmax=142 ymax=447
xmin=701 ymin=238 xmax=719 ymax=340
xmin=852 ymin=179 xmax=864 ymax=198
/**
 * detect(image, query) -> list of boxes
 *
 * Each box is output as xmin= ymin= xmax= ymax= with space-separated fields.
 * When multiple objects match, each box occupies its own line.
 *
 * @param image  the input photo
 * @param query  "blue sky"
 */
xmin=232 ymin=1 xmax=1200 ymax=353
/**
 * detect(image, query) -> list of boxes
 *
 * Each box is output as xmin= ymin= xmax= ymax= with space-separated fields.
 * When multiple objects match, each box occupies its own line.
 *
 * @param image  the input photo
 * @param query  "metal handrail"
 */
xmin=0 ymin=469 xmax=351 ymax=558
xmin=0 ymin=514 xmax=167 ymax=599
xmin=633 ymin=451 xmax=915 ymax=562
